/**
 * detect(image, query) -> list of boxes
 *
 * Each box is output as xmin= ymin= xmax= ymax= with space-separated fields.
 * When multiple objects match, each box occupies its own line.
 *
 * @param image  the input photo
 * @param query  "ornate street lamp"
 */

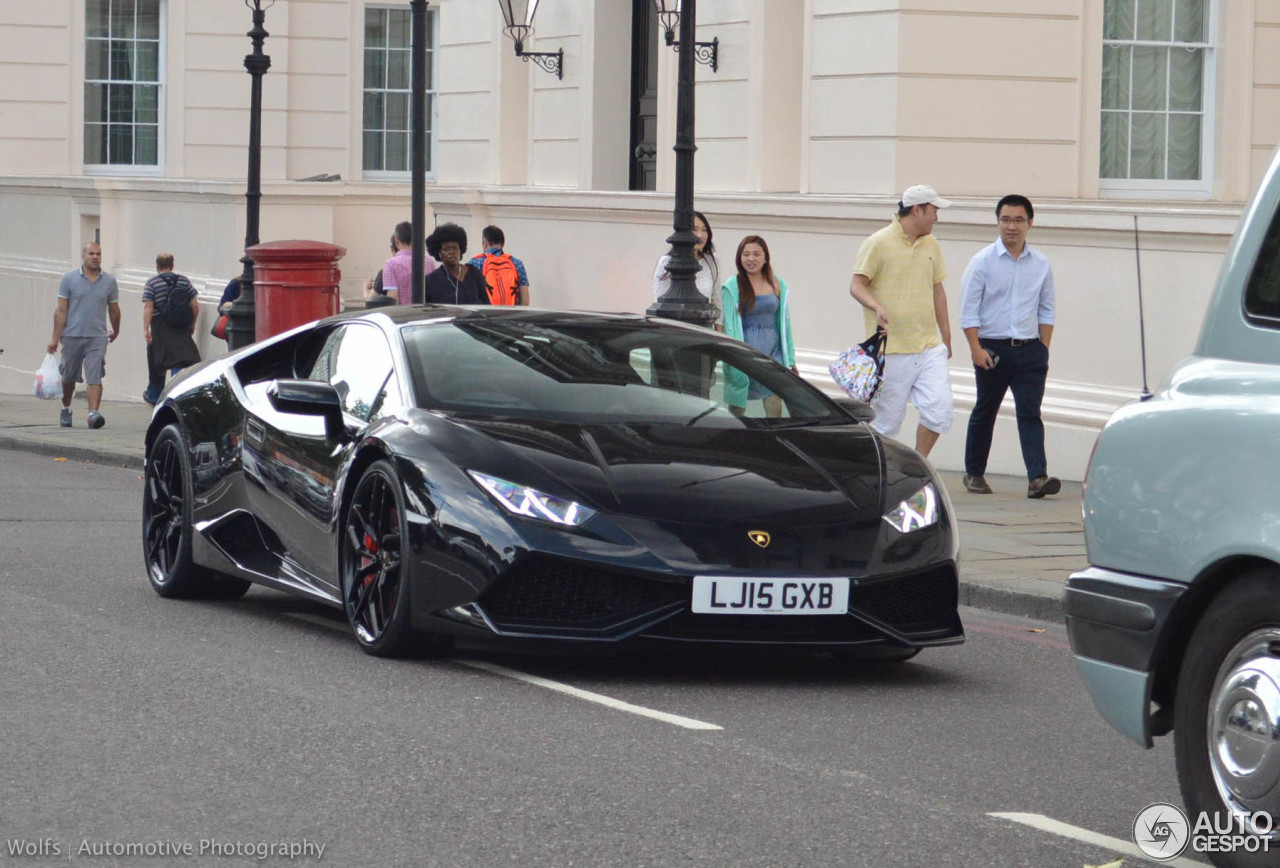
xmin=647 ymin=0 xmax=717 ymax=329
xmin=226 ymin=0 xmax=274 ymax=351
xmin=653 ymin=0 xmax=718 ymax=73
xmin=497 ymin=1 xmax=564 ymax=79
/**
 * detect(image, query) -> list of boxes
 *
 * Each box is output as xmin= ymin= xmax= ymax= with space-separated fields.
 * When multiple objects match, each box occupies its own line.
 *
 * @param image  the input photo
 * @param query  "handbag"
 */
xmin=210 ymin=314 xmax=229 ymax=340
xmin=829 ymin=329 xmax=886 ymax=403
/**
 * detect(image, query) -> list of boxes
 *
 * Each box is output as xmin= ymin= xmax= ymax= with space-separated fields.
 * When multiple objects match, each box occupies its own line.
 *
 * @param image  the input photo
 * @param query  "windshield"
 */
xmin=400 ymin=318 xmax=848 ymax=428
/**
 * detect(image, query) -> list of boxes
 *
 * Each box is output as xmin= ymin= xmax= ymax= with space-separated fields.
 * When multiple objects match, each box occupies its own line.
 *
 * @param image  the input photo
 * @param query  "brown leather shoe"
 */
xmin=962 ymin=474 xmax=993 ymax=494
xmin=1027 ymin=475 xmax=1061 ymax=499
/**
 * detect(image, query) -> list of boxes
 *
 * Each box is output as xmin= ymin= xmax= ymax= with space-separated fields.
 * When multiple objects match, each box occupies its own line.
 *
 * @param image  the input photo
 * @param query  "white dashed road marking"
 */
xmin=458 ymin=659 xmax=724 ymax=731
xmin=989 ymin=812 xmax=1207 ymax=866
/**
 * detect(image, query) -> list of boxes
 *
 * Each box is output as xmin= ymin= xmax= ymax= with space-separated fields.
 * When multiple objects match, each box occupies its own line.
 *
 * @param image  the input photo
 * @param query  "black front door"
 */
xmin=629 ymin=0 xmax=659 ymax=191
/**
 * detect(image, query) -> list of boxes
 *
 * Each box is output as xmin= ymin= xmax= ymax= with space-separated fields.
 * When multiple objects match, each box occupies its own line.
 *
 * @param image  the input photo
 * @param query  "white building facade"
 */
xmin=1 ymin=0 xmax=1276 ymax=478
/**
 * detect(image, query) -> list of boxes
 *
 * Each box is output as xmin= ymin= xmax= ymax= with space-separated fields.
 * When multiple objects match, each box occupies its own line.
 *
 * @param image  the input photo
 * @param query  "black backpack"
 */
xmin=159 ymin=274 xmax=194 ymax=329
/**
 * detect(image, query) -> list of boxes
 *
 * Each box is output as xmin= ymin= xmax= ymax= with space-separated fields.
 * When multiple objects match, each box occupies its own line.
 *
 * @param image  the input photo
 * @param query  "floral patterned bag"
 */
xmin=828 ymin=329 xmax=886 ymax=403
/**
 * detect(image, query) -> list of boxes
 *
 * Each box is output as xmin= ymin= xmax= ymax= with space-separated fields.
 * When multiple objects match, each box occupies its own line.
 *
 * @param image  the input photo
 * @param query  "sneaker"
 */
xmin=962 ymin=474 xmax=992 ymax=494
xmin=59 ymin=407 xmax=72 ymax=428
xmin=87 ymin=411 xmax=105 ymax=430
xmin=142 ymin=385 xmax=159 ymax=406
xmin=1027 ymin=475 xmax=1061 ymax=499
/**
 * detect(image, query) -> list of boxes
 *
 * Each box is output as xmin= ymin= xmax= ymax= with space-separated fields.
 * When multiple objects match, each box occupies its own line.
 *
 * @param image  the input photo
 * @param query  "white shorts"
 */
xmin=870 ymin=344 xmax=954 ymax=439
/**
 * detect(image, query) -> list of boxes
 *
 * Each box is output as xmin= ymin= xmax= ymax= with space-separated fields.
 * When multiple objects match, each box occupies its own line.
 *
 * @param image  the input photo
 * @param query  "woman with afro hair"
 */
xmin=424 ymin=222 xmax=490 ymax=305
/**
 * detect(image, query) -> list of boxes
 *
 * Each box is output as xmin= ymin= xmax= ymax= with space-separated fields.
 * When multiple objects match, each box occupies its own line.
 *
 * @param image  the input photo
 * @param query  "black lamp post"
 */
xmin=646 ymin=0 xmax=717 ymax=328
xmin=226 ymin=0 xmax=273 ymax=351
xmin=497 ymin=0 xmax=564 ymax=79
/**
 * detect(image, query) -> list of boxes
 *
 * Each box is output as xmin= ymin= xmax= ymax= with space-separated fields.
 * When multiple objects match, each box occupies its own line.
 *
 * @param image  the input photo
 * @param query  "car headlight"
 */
xmin=467 ymin=471 xmax=596 ymax=527
xmin=882 ymin=482 xmax=940 ymax=534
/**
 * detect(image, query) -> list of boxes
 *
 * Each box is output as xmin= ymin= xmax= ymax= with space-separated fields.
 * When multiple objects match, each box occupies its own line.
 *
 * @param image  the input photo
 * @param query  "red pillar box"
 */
xmin=248 ymin=240 xmax=347 ymax=343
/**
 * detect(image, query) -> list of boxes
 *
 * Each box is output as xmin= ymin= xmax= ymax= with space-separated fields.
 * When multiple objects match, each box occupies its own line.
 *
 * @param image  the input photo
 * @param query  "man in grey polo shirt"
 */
xmin=47 ymin=242 xmax=121 ymax=429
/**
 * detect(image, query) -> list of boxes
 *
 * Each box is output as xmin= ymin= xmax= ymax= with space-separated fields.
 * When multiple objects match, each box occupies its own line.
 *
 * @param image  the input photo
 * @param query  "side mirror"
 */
xmin=267 ymin=379 xmax=346 ymax=441
xmin=832 ymin=396 xmax=876 ymax=424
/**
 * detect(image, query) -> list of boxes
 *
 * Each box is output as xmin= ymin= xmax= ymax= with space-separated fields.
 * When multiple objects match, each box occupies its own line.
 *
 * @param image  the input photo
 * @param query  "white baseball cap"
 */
xmin=900 ymin=185 xmax=952 ymax=208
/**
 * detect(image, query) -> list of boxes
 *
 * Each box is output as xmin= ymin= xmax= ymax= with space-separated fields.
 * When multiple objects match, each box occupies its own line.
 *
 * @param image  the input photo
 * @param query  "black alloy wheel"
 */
xmin=143 ymin=424 xmax=250 ymax=600
xmin=341 ymin=460 xmax=416 ymax=657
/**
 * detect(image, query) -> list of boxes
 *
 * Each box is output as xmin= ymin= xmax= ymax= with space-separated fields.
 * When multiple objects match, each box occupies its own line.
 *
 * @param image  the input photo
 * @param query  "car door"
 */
xmin=253 ymin=323 xmax=401 ymax=592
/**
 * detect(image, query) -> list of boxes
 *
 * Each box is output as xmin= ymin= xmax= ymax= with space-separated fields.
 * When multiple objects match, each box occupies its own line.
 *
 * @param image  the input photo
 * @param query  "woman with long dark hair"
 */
xmin=651 ymin=210 xmax=720 ymax=325
xmin=720 ymin=235 xmax=797 ymax=416
xmin=424 ymin=223 xmax=490 ymax=305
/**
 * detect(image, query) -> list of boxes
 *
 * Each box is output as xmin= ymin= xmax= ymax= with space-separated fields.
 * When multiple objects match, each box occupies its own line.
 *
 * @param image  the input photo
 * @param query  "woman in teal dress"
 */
xmin=720 ymin=235 xmax=797 ymax=417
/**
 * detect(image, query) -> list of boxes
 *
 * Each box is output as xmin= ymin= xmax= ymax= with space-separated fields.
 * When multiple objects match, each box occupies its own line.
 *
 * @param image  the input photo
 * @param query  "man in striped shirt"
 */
xmin=381 ymin=221 xmax=435 ymax=305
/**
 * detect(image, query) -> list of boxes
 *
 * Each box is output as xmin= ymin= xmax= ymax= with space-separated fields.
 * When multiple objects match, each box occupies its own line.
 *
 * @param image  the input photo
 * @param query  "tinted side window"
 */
xmin=1244 ymin=211 xmax=1280 ymax=325
xmin=330 ymin=325 xmax=399 ymax=422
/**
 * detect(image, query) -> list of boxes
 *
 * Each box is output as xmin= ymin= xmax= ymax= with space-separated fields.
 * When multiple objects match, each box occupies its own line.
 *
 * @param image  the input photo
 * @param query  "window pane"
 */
xmin=386 ymin=132 xmax=409 ymax=172
xmin=137 ymin=0 xmax=160 ymax=40
xmin=1131 ymin=46 xmax=1168 ymax=111
xmin=388 ymin=10 xmax=410 ymax=48
xmin=1101 ymin=45 xmax=1130 ymax=110
xmin=363 ymin=131 xmax=384 ymax=171
xmin=1245 ymin=214 xmax=1280 ymax=323
xmin=363 ymin=48 xmax=384 ymax=89
xmin=1129 ymin=113 xmax=1167 ymax=179
xmin=111 ymin=0 xmax=137 ymax=39
xmin=108 ymin=83 xmax=133 ymax=123
xmin=1104 ymin=0 xmax=1135 ymax=39
xmin=109 ymin=40 xmax=133 ymax=80
xmin=1168 ymin=47 xmax=1202 ymax=111
xmin=87 ymin=0 xmax=109 ymax=38
xmin=386 ymin=93 xmax=409 ymax=131
xmin=1174 ymin=0 xmax=1206 ymax=42
xmin=84 ymin=123 xmax=107 ymax=164
xmin=363 ymin=92 xmax=384 ymax=129
xmin=135 ymin=84 xmax=158 ymax=123
xmin=365 ymin=9 xmax=386 ymax=48
xmin=388 ymin=49 xmax=409 ymax=90
xmin=1168 ymin=114 xmax=1201 ymax=180
xmin=108 ymin=123 xmax=132 ymax=163
xmin=86 ymin=39 xmax=109 ymax=79
xmin=137 ymin=41 xmax=159 ymax=82
xmin=135 ymin=124 xmax=158 ymax=164
xmin=84 ymin=83 xmax=107 ymax=124
xmin=1100 ymin=112 xmax=1129 ymax=178
xmin=1136 ymin=0 xmax=1172 ymax=41
xmin=426 ymin=92 xmax=435 ymax=135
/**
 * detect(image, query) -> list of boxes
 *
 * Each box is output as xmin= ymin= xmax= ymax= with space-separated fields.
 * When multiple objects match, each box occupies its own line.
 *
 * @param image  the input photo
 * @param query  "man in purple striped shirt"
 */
xmin=381 ymin=221 xmax=435 ymax=304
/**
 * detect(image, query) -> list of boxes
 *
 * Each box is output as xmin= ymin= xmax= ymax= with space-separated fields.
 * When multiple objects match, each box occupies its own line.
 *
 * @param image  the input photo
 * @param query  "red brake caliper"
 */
xmin=362 ymin=532 xmax=378 ymax=588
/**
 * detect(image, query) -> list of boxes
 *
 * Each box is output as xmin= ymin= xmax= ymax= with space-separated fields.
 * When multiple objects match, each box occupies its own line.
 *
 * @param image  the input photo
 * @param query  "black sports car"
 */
xmin=143 ymin=306 xmax=963 ymax=658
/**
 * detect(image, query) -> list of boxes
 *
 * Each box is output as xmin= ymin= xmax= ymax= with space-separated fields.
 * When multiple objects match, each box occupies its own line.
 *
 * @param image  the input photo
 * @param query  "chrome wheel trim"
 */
xmin=342 ymin=470 xmax=403 ymax=645
xmin=1207 ymin=627 xmax=1280 ymax=831
xmin=143 ymin=437 xmax=184 ymax=584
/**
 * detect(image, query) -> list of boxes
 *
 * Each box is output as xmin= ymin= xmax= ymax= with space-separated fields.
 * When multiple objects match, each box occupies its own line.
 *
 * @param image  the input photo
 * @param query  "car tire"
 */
xmin=341 ymin=459 xmax=419 ymax=657
xmin=1173 ymin=570 xmax=1280 ymax=867
xmin=143 ymin=424 xmax=252 ymax=600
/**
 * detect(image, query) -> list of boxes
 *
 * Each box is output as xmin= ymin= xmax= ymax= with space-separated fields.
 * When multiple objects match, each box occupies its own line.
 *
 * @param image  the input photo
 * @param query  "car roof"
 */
xmin=332 ymin=305 xmax=710 ymax=333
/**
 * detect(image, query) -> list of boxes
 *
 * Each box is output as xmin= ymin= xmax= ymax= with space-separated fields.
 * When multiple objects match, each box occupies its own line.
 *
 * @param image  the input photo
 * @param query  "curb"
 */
xmin=0 ymin=435 xmax=144 ymax=470
xmin=959 ymin=581 xmax=1064 ymax=623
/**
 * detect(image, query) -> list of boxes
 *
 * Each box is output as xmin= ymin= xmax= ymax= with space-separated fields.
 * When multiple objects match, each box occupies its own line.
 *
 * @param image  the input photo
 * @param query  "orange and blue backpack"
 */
xmin=479 ymin=253 xmax=521 ymax=306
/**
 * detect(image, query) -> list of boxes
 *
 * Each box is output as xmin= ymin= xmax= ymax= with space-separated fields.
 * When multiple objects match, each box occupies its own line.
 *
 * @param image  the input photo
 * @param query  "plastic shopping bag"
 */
xmin=828 ymin=329 xmax=886 ymax=403
xmin=34 ymin=352 xmax=63 ymax=400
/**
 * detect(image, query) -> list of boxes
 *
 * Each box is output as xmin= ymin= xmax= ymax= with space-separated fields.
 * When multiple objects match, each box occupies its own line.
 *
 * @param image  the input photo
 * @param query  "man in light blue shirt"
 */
xmin=959 ymin=194 xmax=1059 ymax=498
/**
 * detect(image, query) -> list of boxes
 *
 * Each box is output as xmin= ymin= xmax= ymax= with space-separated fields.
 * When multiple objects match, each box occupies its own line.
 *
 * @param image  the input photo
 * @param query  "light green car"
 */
xmin=1066 ymin=148 xmax=1280 ymax=857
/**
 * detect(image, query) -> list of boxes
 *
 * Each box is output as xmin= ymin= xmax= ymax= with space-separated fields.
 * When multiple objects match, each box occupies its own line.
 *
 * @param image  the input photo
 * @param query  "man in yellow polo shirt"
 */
xmin=848 ymin=185 xmax=954 ymax=458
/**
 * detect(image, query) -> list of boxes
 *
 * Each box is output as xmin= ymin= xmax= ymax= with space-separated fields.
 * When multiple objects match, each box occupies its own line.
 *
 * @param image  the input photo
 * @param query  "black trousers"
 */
xmin=964 ymin=338 xmax=1049 ymax=480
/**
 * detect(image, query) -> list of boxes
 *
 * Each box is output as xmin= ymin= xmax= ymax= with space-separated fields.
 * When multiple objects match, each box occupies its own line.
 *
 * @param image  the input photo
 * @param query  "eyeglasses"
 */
xmin=998 ymin=216 xmax=1029 ymax=226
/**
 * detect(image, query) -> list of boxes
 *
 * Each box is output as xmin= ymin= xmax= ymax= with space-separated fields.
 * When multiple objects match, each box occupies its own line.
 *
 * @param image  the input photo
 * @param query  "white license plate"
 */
xmin=691 ymin=577 xmax=850 ymax=615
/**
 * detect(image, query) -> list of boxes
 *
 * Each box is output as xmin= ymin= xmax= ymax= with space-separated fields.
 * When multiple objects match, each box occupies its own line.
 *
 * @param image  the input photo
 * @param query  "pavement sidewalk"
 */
xmin=0 ymin=394 xmax=1080 ymax=622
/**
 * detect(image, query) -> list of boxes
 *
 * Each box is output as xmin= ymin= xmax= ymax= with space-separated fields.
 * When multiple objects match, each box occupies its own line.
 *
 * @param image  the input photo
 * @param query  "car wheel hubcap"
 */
xmin=1208 ymin=628 xmax=1280 ymax=825
xmin=143 ymin=439 xmax=183 ymax=582
xmin=343 ymin=472 xmax=402 ymax=644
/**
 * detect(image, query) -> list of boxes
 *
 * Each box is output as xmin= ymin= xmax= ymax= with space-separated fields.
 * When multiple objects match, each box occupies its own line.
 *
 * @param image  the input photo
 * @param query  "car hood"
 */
xmin=456 ymin=417 xmax=886 ymax=525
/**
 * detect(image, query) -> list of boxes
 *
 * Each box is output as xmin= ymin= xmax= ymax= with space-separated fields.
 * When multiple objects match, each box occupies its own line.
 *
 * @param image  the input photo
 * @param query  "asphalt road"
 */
xmin=0 ymin=451 xmax=1199 ymax=867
